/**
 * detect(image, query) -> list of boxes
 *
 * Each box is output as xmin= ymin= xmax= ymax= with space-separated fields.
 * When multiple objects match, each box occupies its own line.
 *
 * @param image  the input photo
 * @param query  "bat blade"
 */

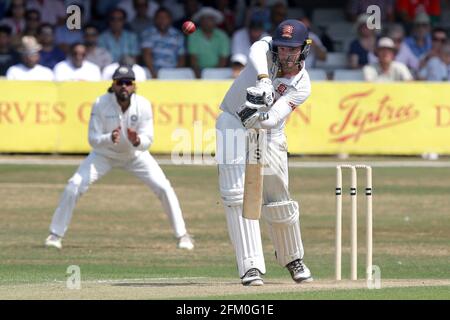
xmin=242 ymin=163 xmax=263 ymax=220
xmin=242 ymin=129 xmax=265 ymax=220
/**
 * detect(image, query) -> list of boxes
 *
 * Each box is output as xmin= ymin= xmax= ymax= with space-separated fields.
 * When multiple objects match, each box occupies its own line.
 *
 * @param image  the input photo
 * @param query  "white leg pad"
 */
xmin=219 ymin=164 xmax=266 ymax=278
xmin=224 ymin=205 xmax=266 ymax=278
xmin=262 ymin=200 xmax=304 ymax=267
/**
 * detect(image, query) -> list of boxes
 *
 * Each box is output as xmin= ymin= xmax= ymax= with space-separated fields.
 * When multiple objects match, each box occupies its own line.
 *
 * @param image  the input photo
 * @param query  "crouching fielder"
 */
xmin=216 ymin=20 xmax=313 ymax=285
xmin=45 ymin=66 xmax=194 ymax=251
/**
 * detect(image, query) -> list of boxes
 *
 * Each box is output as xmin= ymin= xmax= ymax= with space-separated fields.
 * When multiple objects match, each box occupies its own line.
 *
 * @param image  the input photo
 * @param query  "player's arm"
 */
xmin=88 ymin=99 xmax=114 ymax=148
xmin=248 ymin=37 xmax=275 ymax=106
xmin=248 ymin=37 xmax=271 ymax=77
xmin=259 ymin=86 xmax=311 ymax=129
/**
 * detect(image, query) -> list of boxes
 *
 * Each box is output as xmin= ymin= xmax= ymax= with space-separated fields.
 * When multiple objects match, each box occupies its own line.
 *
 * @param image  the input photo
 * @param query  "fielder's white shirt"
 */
xmin=88 ymin=92 xmax=154 ymax=160
xmin=53 ymin=59 xmax=102 ymax=81
xmin=220 ymin=36 xmax=311 ymax=132
xmin=6 ymin=63 xmax=54 ymax=81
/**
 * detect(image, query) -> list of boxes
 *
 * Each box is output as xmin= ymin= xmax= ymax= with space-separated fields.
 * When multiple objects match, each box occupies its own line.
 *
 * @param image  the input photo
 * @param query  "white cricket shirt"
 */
xmin=88 ymin=92 xmax=154 ymax=160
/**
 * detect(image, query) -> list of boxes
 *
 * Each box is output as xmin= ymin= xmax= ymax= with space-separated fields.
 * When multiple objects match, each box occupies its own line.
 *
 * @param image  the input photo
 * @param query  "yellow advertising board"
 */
xmin=0 ymin=80 xmax=449 ymax=155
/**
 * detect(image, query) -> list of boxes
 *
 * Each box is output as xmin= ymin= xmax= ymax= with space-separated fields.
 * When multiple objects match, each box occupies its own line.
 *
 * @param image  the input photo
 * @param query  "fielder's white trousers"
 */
xmin=216 ymin=111 xmax=305 ymax=278
xmin=49 ymin=151 xmax=187 ymax=238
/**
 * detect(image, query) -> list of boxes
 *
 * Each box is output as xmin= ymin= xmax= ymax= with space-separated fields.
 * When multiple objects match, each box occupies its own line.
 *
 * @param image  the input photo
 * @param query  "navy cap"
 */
xmin=272 ymin=19 xmax=308 ymax=47
xmin=112 ymin=65 xmax=135 ymax=80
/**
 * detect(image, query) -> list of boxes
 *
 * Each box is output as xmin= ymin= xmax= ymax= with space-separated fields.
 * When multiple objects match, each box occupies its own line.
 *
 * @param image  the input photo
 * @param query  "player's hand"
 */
xmin=256 ymin=77 xmax=274 ymax=107
xmin=111 ymin=126 xmax=121 ymax=144
xmin=237 ymin=87 xmax=268 ymax=129
xmin=127 ymin=128 xmax=140 ymax=147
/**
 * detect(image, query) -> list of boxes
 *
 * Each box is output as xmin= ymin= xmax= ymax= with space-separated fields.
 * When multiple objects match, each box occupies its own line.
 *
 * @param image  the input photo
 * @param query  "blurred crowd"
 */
xmin=0 ymin=0 xmax=449 ymax=81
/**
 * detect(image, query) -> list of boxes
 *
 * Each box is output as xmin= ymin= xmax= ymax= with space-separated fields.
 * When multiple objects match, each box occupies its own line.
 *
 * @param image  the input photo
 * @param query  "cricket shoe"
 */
xmin=286 ymin=259 xmax=313 ymax=283
xmin=241 ymin=268 xmax=264 ymax=286
xmin=45 ymin=234 xmax=62 ymax=250
xmin=177 ymin=233 xmax=194 ymax=250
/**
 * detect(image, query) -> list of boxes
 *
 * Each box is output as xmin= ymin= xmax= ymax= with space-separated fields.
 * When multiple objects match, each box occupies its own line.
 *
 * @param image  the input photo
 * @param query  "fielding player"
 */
xmin=216 ymin=20 xmax=313 ymax=285
xmin=45 ymin=66 xmax=194 ymax=251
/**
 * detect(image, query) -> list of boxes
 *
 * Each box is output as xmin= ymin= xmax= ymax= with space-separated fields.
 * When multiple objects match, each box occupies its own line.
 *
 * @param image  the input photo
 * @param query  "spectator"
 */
xmin=269 ymin=1 xmax=287 ymax=34
xmin=26 ymin=0 xmax=66 ymax=26
xmin=129 ymin=0 xmax=154 ymax=37
xmin=84 ymin=24 xmax=113 ymax=70
xmin=230 ymin=53 xmax=246 ymax=78
xmin=6 ymin=36 xmax=54 ymax=80
xmin=0 ymin=25 xmax=20 ymax=76
xmin=387 ymin=24 xmax=420 ymax=74
xmin=102 ymin=55 xmax=147 ymax=81
xmin=231 ymin=19 xmax=267 ymax=58
xmin=53 ymin=43 xmax=101 ymax=81
xmin=188 ymin=7 xmax=230 ymax=78
xmin=36 ymin=23 xmax=65 ymax=69
xmin=404 ymin=12 xmax=432 ymax=59
xmin=23 ymin=9 xmax=41 ymax=38
xmin=363 ymin=37 xmax=413 ymax=81
xmin=417 ymin=27 xmax=447 ymax=71
xmin=347 ymin=0 xmax=395 ymax=23
xmin=245 ymin=0 xmax=271 ymax=32
xmin=98 ymin=8 xmax=139 ymax=62
xmin=215 ymin=0 xmax=235 ymax=36
xmin=141 ymin=7 xmax=185 ymax=79
xmin=348 ymin=13 xmax=378 ymax=69
xmin=300 ymin=17 xmax=327 ymax=69
xmin=0 ymin=0 xmax=26 ymax=36
xmin=396 ymin=0 xmax=441 ymax=26
xmin=418 ymin=40 xmax=450 ymax=81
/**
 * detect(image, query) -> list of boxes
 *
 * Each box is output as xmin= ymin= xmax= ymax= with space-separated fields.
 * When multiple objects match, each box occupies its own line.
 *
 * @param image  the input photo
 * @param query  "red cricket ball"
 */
xmin=182 ymin=20 xmax=196 ymax=35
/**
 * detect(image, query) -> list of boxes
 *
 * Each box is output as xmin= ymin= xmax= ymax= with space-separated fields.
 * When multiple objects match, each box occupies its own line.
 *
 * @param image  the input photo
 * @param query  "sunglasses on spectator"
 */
xmin=110 ymin=17 xmax=124 ymax=21
xmin=115 ymin=79 xmax=135 ymax=86
xmin=26 ymin=16 xmax=39 ymax=21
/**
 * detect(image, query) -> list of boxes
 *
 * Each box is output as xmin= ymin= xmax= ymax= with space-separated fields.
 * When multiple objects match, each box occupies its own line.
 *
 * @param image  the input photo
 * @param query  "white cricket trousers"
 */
xmin=49 ymin=151 xmax=187 ymax=238
xmin=216 ymin=111 xmax=305 ymax=278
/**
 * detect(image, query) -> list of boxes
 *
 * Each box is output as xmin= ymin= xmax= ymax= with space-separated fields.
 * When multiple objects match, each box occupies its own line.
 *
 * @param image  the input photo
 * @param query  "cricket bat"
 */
xmin=242 ymin=129 xmax=265 ymax=220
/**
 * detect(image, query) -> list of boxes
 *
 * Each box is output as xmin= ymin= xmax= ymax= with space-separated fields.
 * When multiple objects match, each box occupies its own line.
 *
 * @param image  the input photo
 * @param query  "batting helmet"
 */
xmin=272 ymin=19 xmax=312 ymax=64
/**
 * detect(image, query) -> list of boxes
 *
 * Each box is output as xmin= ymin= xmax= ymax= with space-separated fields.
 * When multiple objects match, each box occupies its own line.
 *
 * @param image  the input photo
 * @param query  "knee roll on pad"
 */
xmin=221 ymin=188 xmax=244 ymax=206
xmin=262 ymin=200 xmax=299 ymax=225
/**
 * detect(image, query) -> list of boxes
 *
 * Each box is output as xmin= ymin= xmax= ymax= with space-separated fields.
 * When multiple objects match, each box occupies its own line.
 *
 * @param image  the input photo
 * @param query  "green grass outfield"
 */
xmin=0 ymin=160 xmax=449 ymax=299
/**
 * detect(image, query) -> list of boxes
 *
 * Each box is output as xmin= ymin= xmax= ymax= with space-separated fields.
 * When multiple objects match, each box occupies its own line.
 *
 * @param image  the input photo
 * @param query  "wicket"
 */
xmin=335 ymin=165 xmax=373 ymax=281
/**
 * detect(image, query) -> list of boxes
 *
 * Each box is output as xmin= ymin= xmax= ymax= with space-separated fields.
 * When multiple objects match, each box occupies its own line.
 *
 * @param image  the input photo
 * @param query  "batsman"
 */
xmin=216 ymin=20 xmax=313 ymax=286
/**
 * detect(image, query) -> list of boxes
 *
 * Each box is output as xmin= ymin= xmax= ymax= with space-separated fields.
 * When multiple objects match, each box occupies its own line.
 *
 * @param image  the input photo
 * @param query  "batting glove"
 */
xmin=256 ymin=77 xmax=275 ymax=107
xmin=237 ymin=87 xmax=270 ymax=129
